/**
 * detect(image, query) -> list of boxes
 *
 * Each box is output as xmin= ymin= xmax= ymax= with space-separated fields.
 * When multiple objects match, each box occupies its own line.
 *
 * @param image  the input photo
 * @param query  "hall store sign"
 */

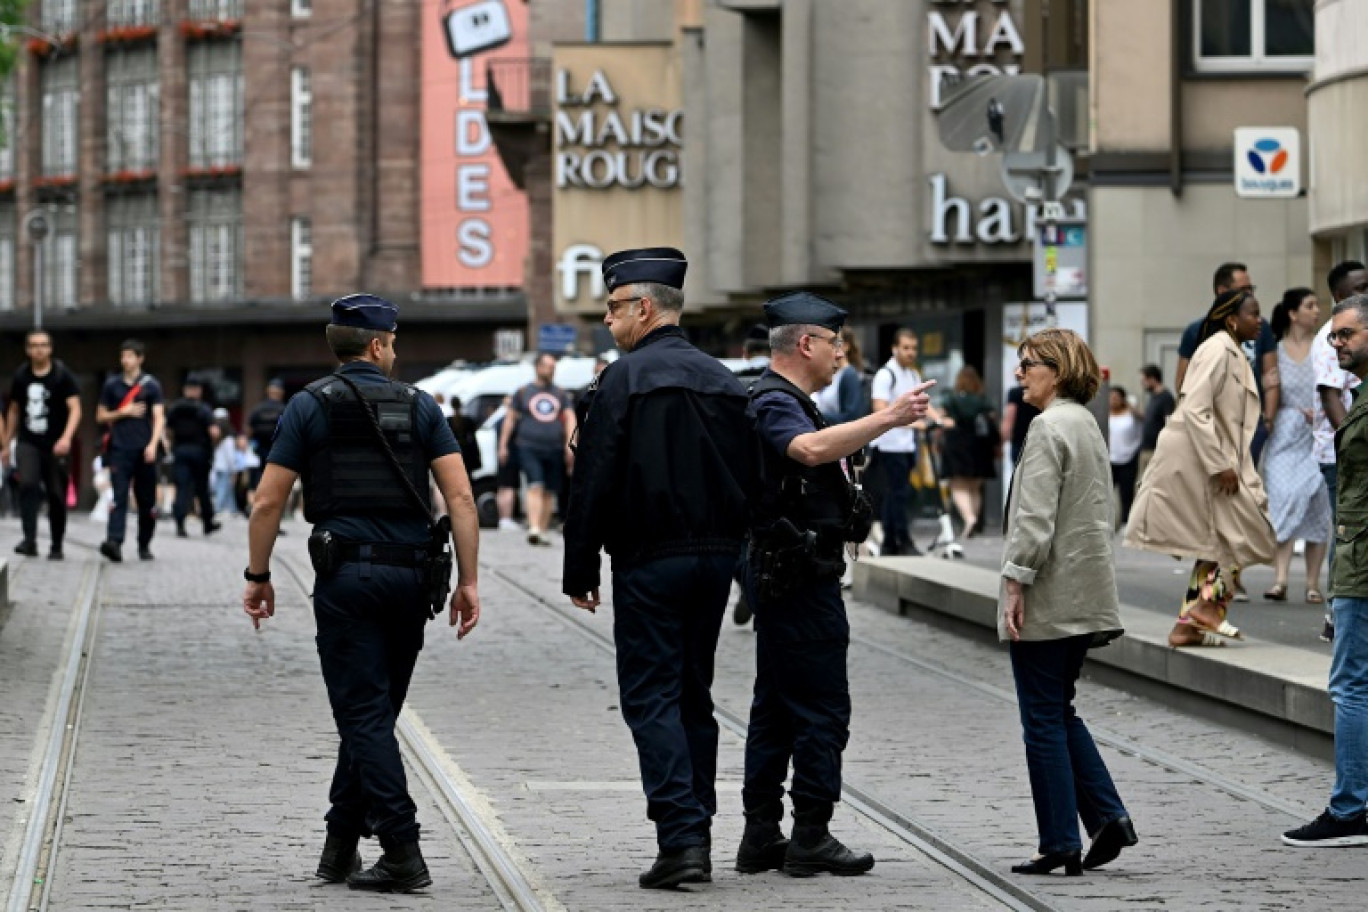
xmin=927 ymin=0 xmax=1024 ymax=109
xmin=928 ymin=174 xmax=1087 ymax=246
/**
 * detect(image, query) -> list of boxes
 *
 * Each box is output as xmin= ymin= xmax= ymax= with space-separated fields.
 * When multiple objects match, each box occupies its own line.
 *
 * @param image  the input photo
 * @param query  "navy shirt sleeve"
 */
xmin=99 ymin=377 xmax=121 ymax=409
xmin=1257 ymin=320 xmax=1278 ymax=362
xmin=265 ymin=393 xmax=321 ymax=472
xmin=754 ymin=391 xmax=817 ymax=457
xmin=1178 ymin=319 xmax=1203 ymax=359
xmin=143 ymin=377 xmax=164 ymax=406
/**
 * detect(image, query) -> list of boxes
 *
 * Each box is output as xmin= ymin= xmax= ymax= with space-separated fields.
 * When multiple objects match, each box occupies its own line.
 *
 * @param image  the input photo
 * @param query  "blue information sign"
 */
xmin=538 ymin=323 xmax=578 ymax=354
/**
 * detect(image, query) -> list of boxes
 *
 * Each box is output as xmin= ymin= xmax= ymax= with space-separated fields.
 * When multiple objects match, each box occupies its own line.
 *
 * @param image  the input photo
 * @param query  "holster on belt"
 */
xmin=308 ymin=529 xmax=339 ymax=578
xmin=749 ymin=518 xmax=819 ymax=602
xmin=423 ymin=515 xmax=454 ymax=622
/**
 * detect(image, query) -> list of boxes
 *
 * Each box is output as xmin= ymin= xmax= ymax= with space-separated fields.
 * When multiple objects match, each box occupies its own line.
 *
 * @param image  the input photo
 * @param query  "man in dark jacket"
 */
xmin=166 ymin=374 xmax=220 ymax=537
xmin=563 ymin=247 xmax=760 ymax=890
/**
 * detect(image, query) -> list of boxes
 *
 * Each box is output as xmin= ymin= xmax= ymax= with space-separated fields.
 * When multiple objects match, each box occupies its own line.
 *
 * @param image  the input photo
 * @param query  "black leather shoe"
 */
xmin=639 ymin=845 xmax=708 ymax=889
xmin=784 ymin=831 xmax=874 ymax=877
xmin=175 ymin=523 xmax=188 ymax=538
xmin=138 ymin=547 xmax=155 ymax=561
xmin=347 ymin=841 xmax=431 ymax=893
xmin=1082 ymin=816 xmax=1137 ymax=870
xmin=733 ymin=591 xmax=753 ymax=625
xmin=315 ymin=834 xmax=363 ymax=883
xmin=47 ymin=547 xmax=63 ymax=561
xmin=99 ymin=541 xmax=122 ymax=563
xmin=1011 ymin=850 xmax=1082 ymax=876
xmin=736 ymin=825 xmax=789 ymax=874
xmin=204 ymin=520 xmax=222 ymax=535
xmin=13 ymin=540 xmax=37 ymax=557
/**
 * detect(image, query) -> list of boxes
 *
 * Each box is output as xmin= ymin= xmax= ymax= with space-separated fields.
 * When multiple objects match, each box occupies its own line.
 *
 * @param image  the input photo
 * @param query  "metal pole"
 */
xmin=34 ymin=239 xmax=42 ymax=331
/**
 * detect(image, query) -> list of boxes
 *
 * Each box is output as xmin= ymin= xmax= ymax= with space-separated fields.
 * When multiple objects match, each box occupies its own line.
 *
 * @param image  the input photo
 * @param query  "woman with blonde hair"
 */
xmin=1000 ymin=328 xmax=1135 ymax=876
xmin=1126 ymin=289 xmax=1276 ymax=646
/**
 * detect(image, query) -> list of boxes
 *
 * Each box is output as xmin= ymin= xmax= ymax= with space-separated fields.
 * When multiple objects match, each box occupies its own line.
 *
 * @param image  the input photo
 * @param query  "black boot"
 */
xmin=639 ymin=844 xmax=708 ymax=889
xmin=784 ymin=821 xmax=875 ymax=877
xmin=347 ymin=840 xmax=431 ymax=893
xmin=315 ymin=833 xmax=362 ymax=883
xmin=735 ymin=820 xmax=790 ymax=874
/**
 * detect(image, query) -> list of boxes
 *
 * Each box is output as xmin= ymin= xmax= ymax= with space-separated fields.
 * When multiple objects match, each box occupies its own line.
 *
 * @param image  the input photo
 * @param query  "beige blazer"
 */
xmin=998 ymin=398 xmax=1122 ymax=642
xmin=1125 ymin=331 xmax=1275 ymax=568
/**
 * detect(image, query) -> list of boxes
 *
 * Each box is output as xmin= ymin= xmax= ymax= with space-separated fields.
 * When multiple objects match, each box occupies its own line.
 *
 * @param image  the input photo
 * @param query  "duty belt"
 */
xmin=335 ymin=542 xmax=429 ymax=568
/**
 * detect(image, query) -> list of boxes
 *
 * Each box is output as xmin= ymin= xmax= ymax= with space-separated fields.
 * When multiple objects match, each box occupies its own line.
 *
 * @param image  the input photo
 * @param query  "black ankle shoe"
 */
xmin=47 ymin=547 xmax=63 ymax=561
xmin=1082 ymin=816 xmax=1137 ymax=869
xmin=347 ymin=841 xmax=431 ymax=893
xmin=736 ymin=825 xmax=789 ymax=874
xmin=1011 ymin=850 xmax=1082 ymax=876
xmin=13 ymin=540 xmax=37 ymax=557
xmin=315 ymin=834 xmax=363 ymax=883
xmin=138 ymin=547 xmax=155 ymax=561
xmin=784 ymin=830 xmax=875 ymax=877
xmin=204 ymin=520 xmax=222 ymax=535
xmin=99 ymin=541 xmax=122 ymax=563
xmin=175 ymin=524 xmax=188 ymax=538
xmin=639 ymin=845 xmax=708 ymax=889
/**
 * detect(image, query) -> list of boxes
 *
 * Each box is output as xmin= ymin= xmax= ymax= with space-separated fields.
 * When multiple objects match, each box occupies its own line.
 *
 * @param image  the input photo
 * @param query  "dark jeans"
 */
xmin=1323 ymin=462 xmax=1338 ymax=577
xmin=613 ymin=552 xmax=734 ymax=851
xmin=16 ymin=441 xmax=68 ymax=548
xmin=1110 ymin=457 xmax=1139 ymax=526
xmin=1009 ymin=635 xmax=1127 ymax=854
xmin=315 ymin=563 xmax=427 ymax=845
xmin=172 ymin=444 xmax=214 ymax=528
xmin=106 ymin=447 xmax=158 ymax=547
xmin=879 ymin=450 xmax=914 ymax=553
xmin=743 ymin=573 xmax=851 ymax=824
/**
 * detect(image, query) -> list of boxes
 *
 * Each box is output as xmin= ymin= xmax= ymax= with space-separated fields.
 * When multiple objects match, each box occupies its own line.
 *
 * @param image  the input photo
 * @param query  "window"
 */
xmin=44 ymin=207 xmax=79 ymax=311
xmin=41 ymin=58 xmax=79 ymax=178
xmin=0 ymin=203 xmax=14 ymax=311
xmin=291 ymin=0 xmax=312 ymax=18
xmin=108 ymin=195 xmax=160 ymax=306
xmin=0 ymin=78 xmax=15 ymax=183
xmin=1194 ymin=0 xmax=1313 ymax=73
xmin=108 ymin=0 xmax=160 ymax=28
xmin=188 ymin=189 xmax=241 ymax=304
xmin=107 ymin=50 xmax=160 ymax=173
xmin=41 ymin=0 xmax=81 ymax=35
xmin=189 ymin=0 xmax=244 ymax=20
xmin=188 ymin=42 xmax=243 ymax=170
xmin=291 ymin=217 xmax=312 ymax=300
xmin=291 ymin=67 xmax=312 ymax=168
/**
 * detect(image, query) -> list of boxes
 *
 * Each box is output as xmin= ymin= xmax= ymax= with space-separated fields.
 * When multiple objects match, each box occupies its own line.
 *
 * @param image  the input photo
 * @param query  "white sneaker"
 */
xmin=498 ymin=518 xmax=521 ymax=532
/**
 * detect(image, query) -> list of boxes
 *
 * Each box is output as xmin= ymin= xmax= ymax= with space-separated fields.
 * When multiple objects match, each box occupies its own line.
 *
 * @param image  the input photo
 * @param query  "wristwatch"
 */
xmin=244 ymin=567 xmax=271 ymax=583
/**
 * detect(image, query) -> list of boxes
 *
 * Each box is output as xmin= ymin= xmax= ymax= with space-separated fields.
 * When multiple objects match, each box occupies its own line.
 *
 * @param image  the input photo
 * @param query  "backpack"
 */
xmin=859 ymin=366 xmax=895 ymax=417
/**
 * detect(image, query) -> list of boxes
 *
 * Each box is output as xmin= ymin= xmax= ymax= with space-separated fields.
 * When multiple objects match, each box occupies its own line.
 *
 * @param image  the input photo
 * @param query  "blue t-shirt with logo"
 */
xmin=510 ymin=381 xmax=572 ymax=453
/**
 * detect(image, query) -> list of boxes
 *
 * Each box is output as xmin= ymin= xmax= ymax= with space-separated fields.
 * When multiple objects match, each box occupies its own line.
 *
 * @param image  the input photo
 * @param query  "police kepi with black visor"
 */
xmin=601 ymin=246 xmax=687 ymax=292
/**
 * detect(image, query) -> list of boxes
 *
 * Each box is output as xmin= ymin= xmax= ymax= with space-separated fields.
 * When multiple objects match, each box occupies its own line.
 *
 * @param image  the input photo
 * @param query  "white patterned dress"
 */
xmin=1263 ymin=343 xmax=1332 ymax=543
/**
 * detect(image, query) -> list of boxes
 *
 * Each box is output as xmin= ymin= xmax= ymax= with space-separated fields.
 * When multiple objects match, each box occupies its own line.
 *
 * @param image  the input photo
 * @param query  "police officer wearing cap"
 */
xmin=737 ymin=292 xmax=933 ymax=878
xmin=166 ymin=373 xmax=220 ymax=538
xmin=563 ymin=247 xmax=761 ymax=889
xmin=241 ymin=294 xmax=481 ymax=893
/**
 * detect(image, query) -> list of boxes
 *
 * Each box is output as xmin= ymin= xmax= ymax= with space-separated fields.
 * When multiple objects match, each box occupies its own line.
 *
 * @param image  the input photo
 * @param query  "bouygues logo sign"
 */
xmin=1234 ymin=127 xmax=1300 ymax=199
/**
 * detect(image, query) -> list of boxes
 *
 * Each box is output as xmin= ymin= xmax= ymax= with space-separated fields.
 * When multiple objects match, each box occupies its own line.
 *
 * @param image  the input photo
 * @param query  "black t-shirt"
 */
xmin=99 ymin=374 xmax=164 ymax=452
xmin=1141 ymin=389 xmax=1176 ymax=450
xmin=9 ymin=362 xmax=80 ymax=449
xmin=167 ymin=398 xmax=214 ymax=450
xmin=248 ymin=397 xmax=287 ymax=459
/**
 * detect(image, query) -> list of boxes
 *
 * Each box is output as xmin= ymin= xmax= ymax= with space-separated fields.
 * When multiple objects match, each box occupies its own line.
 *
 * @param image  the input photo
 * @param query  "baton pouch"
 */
xmin=423 ymin=515 xmax=454 ymax=620
xmin=308 ymin=529 xmax=338 ymax=578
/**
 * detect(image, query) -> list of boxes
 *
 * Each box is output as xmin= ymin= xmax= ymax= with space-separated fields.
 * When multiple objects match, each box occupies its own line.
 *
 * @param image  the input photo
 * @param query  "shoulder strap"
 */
xmin=327 ymin=372 xmax=433 ymax=522
xmin=749 ymin=372 xmax=827 ymax=429
xmin=116 ymin=375 xmax=146 ymax=410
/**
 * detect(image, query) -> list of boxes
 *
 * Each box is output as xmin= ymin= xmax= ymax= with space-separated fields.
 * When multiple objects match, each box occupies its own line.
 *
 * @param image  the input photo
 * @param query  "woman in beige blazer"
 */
xmin=1000 ymin=329 xmax=1135 ymax=877
xmin=1126 ymin=290 xmax=1276 ymax=647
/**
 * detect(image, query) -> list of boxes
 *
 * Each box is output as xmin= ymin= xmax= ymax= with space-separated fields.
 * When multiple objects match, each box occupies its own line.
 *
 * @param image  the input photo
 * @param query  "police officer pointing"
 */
xmin=737 ymin=292 xmax=932 ymax=877
xmin=242 ymin=294 xmax=480 ymax=893
xmin=563 ymin=248 xmax=761 ymax=889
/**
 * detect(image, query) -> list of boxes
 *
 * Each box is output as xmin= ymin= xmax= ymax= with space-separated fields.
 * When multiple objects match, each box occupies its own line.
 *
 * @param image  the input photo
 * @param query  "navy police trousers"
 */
xmin=742 ymin=569 xmax=852 ymax=825
xmin=314 ymin=562 xmax=427 ymax=846
xmin=612 ymin=552 xmax=735 ymax=851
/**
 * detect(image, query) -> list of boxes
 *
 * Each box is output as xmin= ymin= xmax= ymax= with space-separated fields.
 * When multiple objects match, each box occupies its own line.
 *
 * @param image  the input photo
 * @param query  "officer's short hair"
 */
xmin=633 ymin=282 xmax=683 ymax=313
xmin=326 ymin=324 xmax=387 ymax=360
xmin=770 ymin=324 xmax=821 ymax=355
xmin=120 ymin=338 xmax=145 ymax=358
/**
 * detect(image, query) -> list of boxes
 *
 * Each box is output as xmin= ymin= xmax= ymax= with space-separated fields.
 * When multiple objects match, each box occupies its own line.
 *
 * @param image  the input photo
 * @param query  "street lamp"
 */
xmin=23 ymin=208 xmax=50 ymax=331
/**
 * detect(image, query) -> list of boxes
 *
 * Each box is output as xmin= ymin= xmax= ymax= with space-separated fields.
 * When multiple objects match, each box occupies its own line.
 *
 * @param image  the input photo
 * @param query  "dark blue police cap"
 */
xmin=763 ymin=291 xmax=847 ymax=332
xmin=601 ymin=247 xmax=687 ymax=293
xmin=330 ymin=293 xmax=398 ymax=332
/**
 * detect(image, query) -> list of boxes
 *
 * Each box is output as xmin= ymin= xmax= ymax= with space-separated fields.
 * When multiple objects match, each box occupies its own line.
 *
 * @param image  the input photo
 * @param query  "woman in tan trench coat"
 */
xmin=1126 ymin=289 xmax=1276 ymax=646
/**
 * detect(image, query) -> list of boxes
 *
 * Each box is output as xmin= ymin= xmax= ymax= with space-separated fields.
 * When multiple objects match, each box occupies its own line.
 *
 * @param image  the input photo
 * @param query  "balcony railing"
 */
xmin=107 ymin=0 xmax=161 ymax=29
xmin=188 ymin=0 xmax=244 ymax=22
xmin=486 ymin=58 xmax=552 ymax=119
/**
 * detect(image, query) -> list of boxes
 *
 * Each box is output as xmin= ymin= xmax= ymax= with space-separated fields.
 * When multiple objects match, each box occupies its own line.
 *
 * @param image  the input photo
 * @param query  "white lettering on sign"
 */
xmin=559 ymin=243 xmax=605 ymax=302
xmin=455 ymin=58 xmax=493 ymax=268
xmin=928 ymin=173 xmax=1087 ymax=246
xmin=554 ymin=68 xmax=683 ymax=191
xmin=927 ymin=0 xmax=1022 ymax=109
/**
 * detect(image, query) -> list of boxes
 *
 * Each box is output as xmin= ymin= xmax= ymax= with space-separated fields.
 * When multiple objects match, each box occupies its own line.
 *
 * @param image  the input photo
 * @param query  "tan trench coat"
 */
xmin=1125 ymin=331 xmax=1276 ymax=567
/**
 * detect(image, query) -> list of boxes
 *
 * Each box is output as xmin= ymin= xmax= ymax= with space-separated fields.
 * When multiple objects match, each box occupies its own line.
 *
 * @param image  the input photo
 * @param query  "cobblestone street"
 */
xmin=0 ymin=515 xmax=1361 ymax=910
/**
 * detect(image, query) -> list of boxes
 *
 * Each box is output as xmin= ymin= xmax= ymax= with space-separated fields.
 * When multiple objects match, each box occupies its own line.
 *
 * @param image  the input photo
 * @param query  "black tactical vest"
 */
xmin=301 ymin=374 xmax=430 ymax=523
xmin=749 ymin=372 xmax=856 ymax=541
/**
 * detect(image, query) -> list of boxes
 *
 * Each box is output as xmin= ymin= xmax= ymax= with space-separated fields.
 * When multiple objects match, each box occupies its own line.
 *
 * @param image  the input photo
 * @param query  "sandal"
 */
xmin=1264 ymin=584 xmax=1288 ymax=602
xmin=1306 ymin=589 xmax=1325 ymax=605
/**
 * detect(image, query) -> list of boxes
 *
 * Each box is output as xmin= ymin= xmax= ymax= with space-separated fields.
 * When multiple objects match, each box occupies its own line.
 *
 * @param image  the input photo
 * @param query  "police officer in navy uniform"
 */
xmin=563 ymin=247 xmax=760 ymax=889
xmin=241 ymin=294 xmax=481 ymax=893
xmin=737 ymin=292 xmax=933 ymax=877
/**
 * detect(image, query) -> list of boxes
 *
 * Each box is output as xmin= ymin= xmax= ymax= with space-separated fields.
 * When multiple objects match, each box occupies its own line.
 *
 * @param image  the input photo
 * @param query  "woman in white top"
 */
xmin=1107 ymin=387 xmax=1144 ymax=527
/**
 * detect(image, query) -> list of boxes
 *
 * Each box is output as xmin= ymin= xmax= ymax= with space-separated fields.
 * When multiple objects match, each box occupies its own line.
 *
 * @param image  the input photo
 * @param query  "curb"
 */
xmin=853 ymin=556 xmax=1333 ymax=736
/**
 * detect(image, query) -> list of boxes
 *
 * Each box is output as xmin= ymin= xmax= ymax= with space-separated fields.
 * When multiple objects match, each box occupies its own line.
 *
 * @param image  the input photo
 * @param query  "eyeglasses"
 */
xmin=809 ymin=332 xmax=845 ymax=351
xmin=1328 ymin=327 xmax=1362 ymax=345
xmin=605 ymin=296 xmax=644 ymax=315
xmin=1019 ymin=356 xmax=1055 ymax=371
